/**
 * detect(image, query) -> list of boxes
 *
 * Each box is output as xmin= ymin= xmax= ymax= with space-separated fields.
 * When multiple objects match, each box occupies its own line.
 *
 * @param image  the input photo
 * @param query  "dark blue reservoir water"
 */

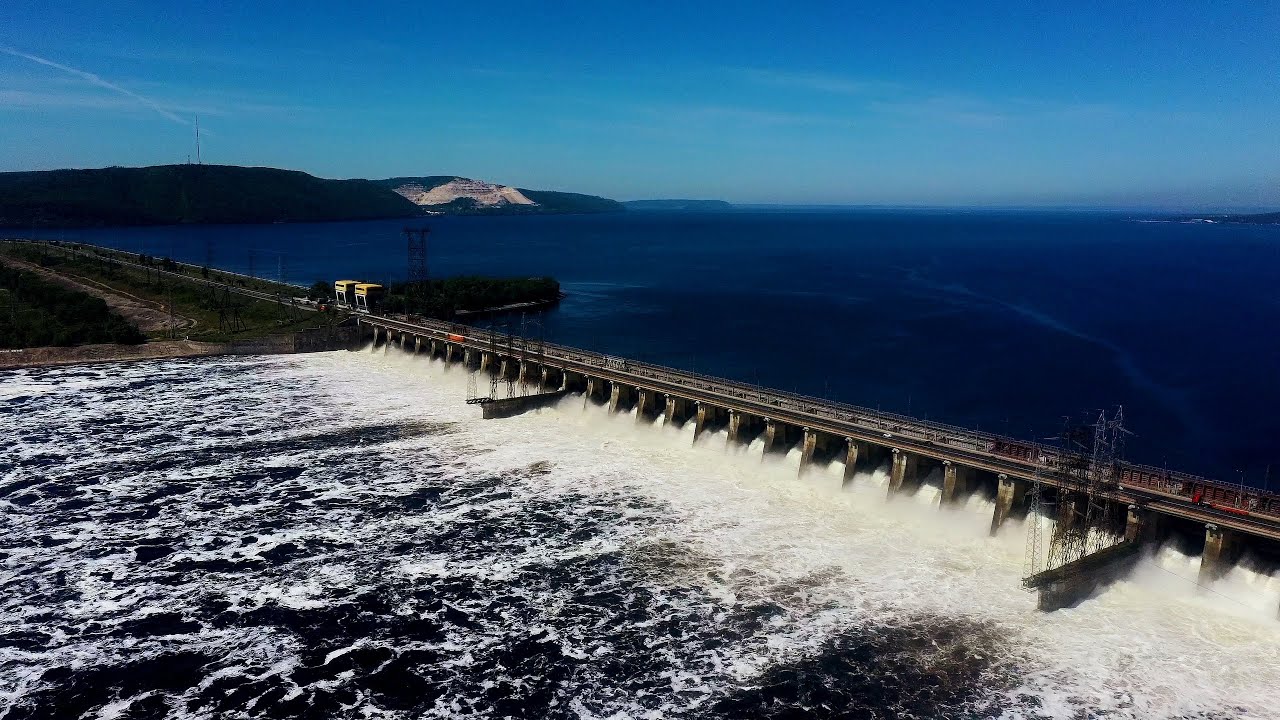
xmin=55 ymin=210 xmax=1280 ymax=485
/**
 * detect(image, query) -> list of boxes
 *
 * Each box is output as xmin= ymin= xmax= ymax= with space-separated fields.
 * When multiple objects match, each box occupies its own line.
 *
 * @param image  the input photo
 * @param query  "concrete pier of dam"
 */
xmin=355 ymin=314 xmax=1280 ymax=614
xmin=16 ymin=239 xmax=1271 ymax=615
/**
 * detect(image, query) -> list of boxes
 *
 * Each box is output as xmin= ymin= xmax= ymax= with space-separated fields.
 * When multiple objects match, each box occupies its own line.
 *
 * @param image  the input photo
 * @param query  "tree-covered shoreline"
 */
xmin=0 ymin=264 xmax=146 ymax=348
xmin=371 ymin=276 xmax=561 ymax=319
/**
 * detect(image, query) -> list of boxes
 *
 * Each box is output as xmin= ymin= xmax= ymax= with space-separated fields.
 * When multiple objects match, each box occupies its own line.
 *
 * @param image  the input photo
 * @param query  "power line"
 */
xmin=1139 ymin=557 xmax=1265 ymax=613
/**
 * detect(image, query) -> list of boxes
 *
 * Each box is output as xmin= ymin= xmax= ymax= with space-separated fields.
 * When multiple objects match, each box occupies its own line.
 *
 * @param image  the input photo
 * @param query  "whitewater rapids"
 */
xmin=1 ymin=349 xmax=1277 ymax=719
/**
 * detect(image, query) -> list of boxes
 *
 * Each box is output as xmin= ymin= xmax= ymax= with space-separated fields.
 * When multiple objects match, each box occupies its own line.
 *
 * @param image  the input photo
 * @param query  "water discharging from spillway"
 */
xmin=2 ymin=349 xmax=1279 ymax=719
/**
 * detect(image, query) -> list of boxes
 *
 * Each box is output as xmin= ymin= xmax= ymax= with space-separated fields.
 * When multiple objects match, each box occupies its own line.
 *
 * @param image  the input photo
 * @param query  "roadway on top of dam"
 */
xmin=8 ymin=241 xmax=1277 ymax=544
xmin=359 ymin=312 xmax=1280 ymax=544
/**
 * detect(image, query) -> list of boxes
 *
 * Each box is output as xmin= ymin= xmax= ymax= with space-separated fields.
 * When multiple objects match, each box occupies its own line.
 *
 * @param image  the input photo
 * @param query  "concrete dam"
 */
xmin=355 ymin=313 xmax=1280 ymax=613
xmin=33 ymin=238 xmax=1271 ymax=613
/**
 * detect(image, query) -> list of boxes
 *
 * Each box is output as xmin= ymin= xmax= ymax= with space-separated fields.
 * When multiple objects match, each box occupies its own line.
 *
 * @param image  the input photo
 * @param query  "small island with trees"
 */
xmin=0 ymin=238 xmax=563 ymax=369
xmin=341 ymin=276 xmax=562 ymax=319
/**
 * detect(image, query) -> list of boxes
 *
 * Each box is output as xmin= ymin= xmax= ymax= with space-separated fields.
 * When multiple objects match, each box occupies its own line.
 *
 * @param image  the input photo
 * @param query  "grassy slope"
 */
xmin=0 ymin=243 xmax=340 ymax=343
xmin=0 ymin=165 xmax=422 ymax=227
xmin=0 ymin=263 xmax=146 ymax=348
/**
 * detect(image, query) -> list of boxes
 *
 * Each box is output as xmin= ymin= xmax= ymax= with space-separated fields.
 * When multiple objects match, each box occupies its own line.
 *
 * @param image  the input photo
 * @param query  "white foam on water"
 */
xmin=353 ymin=350 xmax=1280 ymax=717
xmin=3 ymin=349 xmax=1278 ymax=719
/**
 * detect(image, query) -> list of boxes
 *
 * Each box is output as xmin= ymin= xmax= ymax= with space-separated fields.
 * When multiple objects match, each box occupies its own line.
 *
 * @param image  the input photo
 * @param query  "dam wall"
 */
xmin=356 ymin=314 xmax=1280 ymax=614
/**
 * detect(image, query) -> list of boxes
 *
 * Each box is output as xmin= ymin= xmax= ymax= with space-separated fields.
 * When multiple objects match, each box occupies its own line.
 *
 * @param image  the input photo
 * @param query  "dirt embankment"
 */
xmin=0 ymin=256 xmax=194 ymax=333
xmin=0 ymin=326 xmax=364 ymax=371
xmin=0 ymin=341 xmax=229 ymax=370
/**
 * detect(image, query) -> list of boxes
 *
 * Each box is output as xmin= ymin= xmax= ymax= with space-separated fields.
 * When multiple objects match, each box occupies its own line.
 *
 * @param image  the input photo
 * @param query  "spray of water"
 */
xmin=399 ymin=350 xmax=1280 ymax=717
xmin=3 ymin=348 xmax=1278 ymax=719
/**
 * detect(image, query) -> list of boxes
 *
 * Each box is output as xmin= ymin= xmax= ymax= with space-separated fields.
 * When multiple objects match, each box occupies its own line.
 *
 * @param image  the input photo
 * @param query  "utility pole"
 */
xmin=167 ymin=281 xmax=176 ymax=339
xmin=405 ymin=226 xmax=430 ymax=311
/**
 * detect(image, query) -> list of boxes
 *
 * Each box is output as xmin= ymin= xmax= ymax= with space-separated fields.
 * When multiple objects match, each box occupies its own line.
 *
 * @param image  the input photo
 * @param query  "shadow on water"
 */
xmin=710 ymin=619 xmax=1015 ymax=720
xmin=5 ymin=454 xmax=1027 ymax=719
xmin=127 ymin=420 xmax=459 ymax=474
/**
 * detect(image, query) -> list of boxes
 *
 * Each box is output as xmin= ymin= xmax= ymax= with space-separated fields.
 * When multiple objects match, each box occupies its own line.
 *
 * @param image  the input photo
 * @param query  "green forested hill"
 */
xmin=516 ymin=189 xmax=624 ymax=214
xmin=0 ymin=165 xmax=423 ymax=227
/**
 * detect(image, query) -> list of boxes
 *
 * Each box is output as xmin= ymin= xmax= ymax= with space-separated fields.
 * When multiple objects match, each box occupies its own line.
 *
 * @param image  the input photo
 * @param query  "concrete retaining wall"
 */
xmin=480 ymin=390 xmax=569 ymax=419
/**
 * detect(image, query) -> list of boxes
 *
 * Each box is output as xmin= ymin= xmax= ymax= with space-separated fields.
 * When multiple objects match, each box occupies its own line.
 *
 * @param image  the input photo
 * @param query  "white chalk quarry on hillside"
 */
xmin=393 ymin=178 xmax=537 ymax=207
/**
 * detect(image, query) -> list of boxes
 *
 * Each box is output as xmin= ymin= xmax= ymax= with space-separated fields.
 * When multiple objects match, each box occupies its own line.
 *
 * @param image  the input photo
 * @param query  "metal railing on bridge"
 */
xmin=13 ymin=237 xmax=1272 ymax=520
xmin=379 ymin=315 xmax=1280 ymax=522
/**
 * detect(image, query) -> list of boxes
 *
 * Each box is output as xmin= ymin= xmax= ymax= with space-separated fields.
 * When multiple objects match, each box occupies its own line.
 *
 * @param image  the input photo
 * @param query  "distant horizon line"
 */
xmin=3 ymin=162 xmax=1274 ymax=216
xmin=704 ymin=203 xmax=1279 ymax=215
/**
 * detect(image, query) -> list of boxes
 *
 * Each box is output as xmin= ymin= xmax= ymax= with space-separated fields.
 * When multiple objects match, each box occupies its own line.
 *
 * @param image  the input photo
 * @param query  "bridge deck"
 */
xmin=8 ymin=242 xmax=1276 ymax=545
xmin=360 ymin=313 xmax=1280 ymax=544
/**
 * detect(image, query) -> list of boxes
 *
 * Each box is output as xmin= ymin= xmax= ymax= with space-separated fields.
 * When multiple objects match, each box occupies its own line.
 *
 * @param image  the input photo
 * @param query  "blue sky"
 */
xmin=2 ymin=2 xmax=1278 ymax=207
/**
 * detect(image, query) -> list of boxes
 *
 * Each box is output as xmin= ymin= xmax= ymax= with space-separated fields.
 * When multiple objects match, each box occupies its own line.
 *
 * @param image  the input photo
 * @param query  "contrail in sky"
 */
xmin=0 ymin=45 xmax=187 ymax=124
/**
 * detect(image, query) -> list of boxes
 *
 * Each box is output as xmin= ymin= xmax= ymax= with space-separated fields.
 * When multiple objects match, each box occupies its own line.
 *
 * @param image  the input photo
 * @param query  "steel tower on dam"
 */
xmin=357 ymin=314 xmax=1280 ymax=613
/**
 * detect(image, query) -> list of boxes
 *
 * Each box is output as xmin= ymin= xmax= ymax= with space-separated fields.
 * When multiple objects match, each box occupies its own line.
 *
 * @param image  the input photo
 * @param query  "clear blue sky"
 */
xmin=2 ymin=2 xmax=1278 ymax=208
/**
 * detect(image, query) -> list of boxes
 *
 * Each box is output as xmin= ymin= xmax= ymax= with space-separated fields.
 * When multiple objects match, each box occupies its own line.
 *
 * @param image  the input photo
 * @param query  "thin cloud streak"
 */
xmin=868 ymin=96 xmax=1009 ymax=128
xmin=0 ymin=89 xmax=143 ymax=111
xmin=0 ymin=46 xmax=188 ymax=124
xmin=733 ymin=67 xmax=892 ymax=95
xmin=732 ymin=65 xmax=1141 ymax=129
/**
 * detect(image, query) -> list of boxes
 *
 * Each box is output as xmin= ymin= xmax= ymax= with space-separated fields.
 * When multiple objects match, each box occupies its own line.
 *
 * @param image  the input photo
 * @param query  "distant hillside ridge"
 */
xmin=0 ymin=165 xmax=423 ymax=228
xmin=1188 ymin=211 xmax=1280 ymax=225
xmin=381 ymin=176 xmax=623 ymax=215
xmin=623 ymin=199 xmax=734 ymax=211
xmin=518 ymin=189 xmax=624 ymax=214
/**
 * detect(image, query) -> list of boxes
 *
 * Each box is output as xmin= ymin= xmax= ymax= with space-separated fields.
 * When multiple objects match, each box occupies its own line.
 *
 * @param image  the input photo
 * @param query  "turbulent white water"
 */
xmin=2 ymin=349 xmax=1278 ymax=719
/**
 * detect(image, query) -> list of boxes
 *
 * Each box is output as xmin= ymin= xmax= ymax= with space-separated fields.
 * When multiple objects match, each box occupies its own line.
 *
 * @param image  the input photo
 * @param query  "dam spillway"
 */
xmin=357 ymin=313 xmax=1280 ymax=611
xmin=23 ymin=236 xmax=1278 ymax=558
xmin=6 ymin=337 xmax=1280 ymax=718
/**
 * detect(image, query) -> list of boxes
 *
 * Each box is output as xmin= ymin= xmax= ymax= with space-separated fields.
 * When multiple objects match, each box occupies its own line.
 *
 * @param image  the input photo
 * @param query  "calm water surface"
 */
xmin=56 ymin=210 xmax=1280 ymax=483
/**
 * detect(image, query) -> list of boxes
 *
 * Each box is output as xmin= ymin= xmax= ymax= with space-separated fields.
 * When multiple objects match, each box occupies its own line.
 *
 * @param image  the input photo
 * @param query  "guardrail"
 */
xmin=372 ymin=314 xmax=1280 ymax=523
xmin=437 ymin=319 xmax=1056 ymax=455
xmin=11 ymin=239 xmax=1273 ymax=522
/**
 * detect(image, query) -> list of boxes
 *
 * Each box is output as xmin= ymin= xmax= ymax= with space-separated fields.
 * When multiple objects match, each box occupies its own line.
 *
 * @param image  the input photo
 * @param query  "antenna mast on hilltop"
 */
xmin=195 ymin=115 xmax=202 ymax=165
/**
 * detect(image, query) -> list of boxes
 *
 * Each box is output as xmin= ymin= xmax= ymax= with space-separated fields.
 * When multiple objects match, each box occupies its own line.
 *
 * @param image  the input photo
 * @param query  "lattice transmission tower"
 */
xmin=217 ymin=286 xmax=246 ymax=334
xmin=1034 ymin=407 xmax=1130 ymax=578
xmin=405 ymin=227 xmax=430 ymax=308
xmin=517 ymin=313 xmax=546 ymax=398
xmin=465 ymin=319 xmax=508 ymax=405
